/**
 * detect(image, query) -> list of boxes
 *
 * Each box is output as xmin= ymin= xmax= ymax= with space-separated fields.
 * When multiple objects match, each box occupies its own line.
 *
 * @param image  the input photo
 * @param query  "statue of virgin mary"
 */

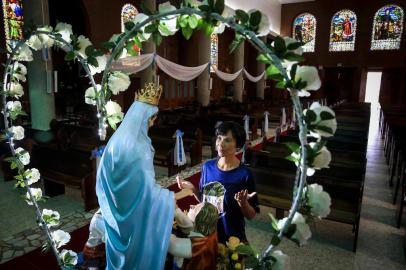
xmin=96 ymin=83 xmax=174 ymax=269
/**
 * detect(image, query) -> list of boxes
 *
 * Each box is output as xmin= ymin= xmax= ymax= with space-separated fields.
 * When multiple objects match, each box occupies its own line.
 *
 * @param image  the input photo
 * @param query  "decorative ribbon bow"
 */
xmin=174 ymin=129 xmax=186 ymax=166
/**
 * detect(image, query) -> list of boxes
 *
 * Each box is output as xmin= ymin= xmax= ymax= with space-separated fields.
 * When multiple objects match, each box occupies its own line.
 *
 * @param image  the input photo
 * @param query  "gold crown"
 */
xmin=135 ymin=82 xmax=163 ymax=106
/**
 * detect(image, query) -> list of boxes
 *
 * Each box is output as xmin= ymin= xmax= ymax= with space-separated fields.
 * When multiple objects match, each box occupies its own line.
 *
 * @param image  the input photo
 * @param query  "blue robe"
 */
xmin=96 ymin=101 xmax=174 ymax=270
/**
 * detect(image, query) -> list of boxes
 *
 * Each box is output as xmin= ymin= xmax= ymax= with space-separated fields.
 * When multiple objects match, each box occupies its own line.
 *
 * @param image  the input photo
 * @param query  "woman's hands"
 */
xmin=234 ymin=189 xmax=257 ymax=220
xmin=177 ymin=174 xmax=200 ymax=201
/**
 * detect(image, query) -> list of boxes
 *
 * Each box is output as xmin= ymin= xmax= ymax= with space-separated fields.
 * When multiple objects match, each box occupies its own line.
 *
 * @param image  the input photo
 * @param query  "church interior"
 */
xmin=0 ymin=0 xmax=406 ymax=269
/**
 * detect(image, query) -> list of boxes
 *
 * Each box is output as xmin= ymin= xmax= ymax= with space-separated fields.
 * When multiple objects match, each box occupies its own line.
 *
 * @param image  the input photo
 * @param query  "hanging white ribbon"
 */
xmin=243 ymin=115 xmax=250 ymax=141
xmin=264 ymin=111 xmax=270 ymax=136
xmin=213 ymin=68 xmax=243 ymax=81
xmin=111 ymin=53 xmax=155 ymax=73
xmin=243 ymin=69 xmax=266 ymax=83
xmin=281 ymin=107 xmax=287 ymax=127
xmin=155 ymin=55 xmax=208 ymax=81
xmin=174 ymin=129 xmax=186 ymax=166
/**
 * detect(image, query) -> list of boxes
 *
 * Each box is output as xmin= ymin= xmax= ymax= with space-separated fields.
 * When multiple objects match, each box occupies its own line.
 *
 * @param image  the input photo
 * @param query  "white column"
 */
xmin=24 ymin=0 xmax=56 ymax=131
xmin=233 ymin=41 xmax=244 ymax=102
xmin=197 ymin=31 xmax=211 ymax=106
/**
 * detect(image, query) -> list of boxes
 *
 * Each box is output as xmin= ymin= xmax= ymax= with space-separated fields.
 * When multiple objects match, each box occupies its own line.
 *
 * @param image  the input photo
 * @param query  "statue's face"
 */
xmin=187 ymin=202 xmax=205 ymax=222
xmin=216 ymin=130 xmax=237 ymax=157
xmin=148 ymin=113 xmax=158 ymax=128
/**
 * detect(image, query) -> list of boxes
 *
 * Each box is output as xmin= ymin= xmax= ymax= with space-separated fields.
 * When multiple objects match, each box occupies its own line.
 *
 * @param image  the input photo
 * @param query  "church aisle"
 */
xmin=246 ymin=111 xmax=405 ymax=269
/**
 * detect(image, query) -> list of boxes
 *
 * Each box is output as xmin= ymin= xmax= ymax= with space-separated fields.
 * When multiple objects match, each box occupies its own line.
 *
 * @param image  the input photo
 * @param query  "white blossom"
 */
xmin=132 ymin=13 xmax=152 ymax=41
xmin=37 ymin=26 xmax=54 ymax=48
xmin=77 ymin=35 xmax=92 ymax=59
xmin=306 ymin=102 xmax=337 ymax=138
xmin=55 ymin=22 xmax=73 ymax=44
xmin=271 ymin=250 xmax=291 ymax=270
xmin=51 ymin=230 xmax=71 ymax=248
xmin=295 ymin=66 xmax=321 ymax=97
xmin=14 ymin=44 xmax=33 ymax=62
xmin=158 ymin=2 xmax=178 ymax=36
xmin=309 ymin=143 xmax=332 ymax=171
xmin=11 ymin=62 xmax=27 ymax=82
xmin=278 ymin=212 xmax=311 ymax=246
xmin=89 ymin=55 xmax=107 ymax=75
xmin=284 ymin=37 xmax=304 ymax=56
xmin=60 ymin=249 xmax=78 ymax=267
xmin=15 ymin=147 xmax=30 ymax=165
xmin=8 ymin=126 xmax=24 ymax=140
xmin=42 ymin=209 xmax=60 ymax=227
xmin=25 ymin=187 xmax=42 ymax=205
xmin=305 ymin=184 xmax=331 ymax=218
xmin=25 ymin=168 xmax=41 ymax=185
xmin=85 ymin=84 xmax=101 ymax=105
xmin=248 ymin=10 xmax=270 ymax=37
xmin=108 ymin=72 xmax=131 ymax=95
xmin=26 ymin=35 xmax=43 ymax=50
xmin=6 ymin=101 xmax=22 ymax=111
xmin=105 ymin=100 xmax=123 ymax=118
xmin=6 ymin=82 xmax=24 ymax=98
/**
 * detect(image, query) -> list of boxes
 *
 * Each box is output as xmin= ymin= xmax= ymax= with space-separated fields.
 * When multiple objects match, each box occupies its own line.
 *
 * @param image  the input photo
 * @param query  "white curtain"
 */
xmin=243 ymin=69 xmax=265 ymax=82
xmin=155 ymin=55 xmax=208 ymax=81
xmin=111 ymin=53 xmax=155 ymax=74
xmin=213 ymin=68 xmax=243 ymax=81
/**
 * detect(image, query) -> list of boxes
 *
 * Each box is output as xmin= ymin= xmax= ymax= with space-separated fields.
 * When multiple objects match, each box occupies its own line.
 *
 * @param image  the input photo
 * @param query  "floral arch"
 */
xmin=1 ymin=1 xmax=336 ymax=268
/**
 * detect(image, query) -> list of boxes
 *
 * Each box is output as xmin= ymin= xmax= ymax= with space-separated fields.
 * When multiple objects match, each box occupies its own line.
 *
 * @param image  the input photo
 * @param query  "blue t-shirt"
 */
xmin=199 ymin=159 xmax=260 ymax=243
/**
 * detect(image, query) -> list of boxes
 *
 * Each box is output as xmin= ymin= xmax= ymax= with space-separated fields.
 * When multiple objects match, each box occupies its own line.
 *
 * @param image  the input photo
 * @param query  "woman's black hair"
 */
xmin=215 ymin=121 xmax=246 ymax=148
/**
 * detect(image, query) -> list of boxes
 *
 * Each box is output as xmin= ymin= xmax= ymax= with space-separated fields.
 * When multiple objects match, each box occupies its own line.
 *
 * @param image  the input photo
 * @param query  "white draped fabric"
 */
xmin=243 ymin=70 xmax=266 ymax=82
xmin=111 ymin=53 xmax=155 ymax=73
xmin=155 ymin=55 xmax=208 ymax=81
xmin=213 ymin=68 xmax=243 ymax=81
xmin=111 ymin=54 xmax=266 ymax=83
xmin=264 ymin=111 xmax=270 ymax=135
xmin=243 ymin=115 xmax=250 ymax=140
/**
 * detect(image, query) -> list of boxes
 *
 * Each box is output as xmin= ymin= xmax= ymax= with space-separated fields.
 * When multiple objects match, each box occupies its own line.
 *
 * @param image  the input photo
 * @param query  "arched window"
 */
xmin=210 ymin=33 xmax=218 ymax=72
xmin=292 ymin=13 xmax=316 ymax=53
xmin=2 ymin=0 xmax=24 ymax=50
xmin=371 ymin=4 xmax=404 ymax=50
xmin=121 ymin=4 xmax=138 ymax=32
xmin=329 ymin=9 xmax=357 ymax=51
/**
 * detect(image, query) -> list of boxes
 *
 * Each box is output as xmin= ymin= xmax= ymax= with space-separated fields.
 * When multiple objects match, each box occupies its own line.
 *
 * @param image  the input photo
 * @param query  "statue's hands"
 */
xmin=177 ymin=174 xmax=195 ymax=191
xmin=234 ymin=189 xmax=257 ymax=207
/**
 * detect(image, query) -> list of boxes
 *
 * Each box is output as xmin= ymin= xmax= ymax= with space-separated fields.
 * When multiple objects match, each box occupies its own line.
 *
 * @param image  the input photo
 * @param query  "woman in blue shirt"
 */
xmin=178 ymin=121 xmax=259 ymax=243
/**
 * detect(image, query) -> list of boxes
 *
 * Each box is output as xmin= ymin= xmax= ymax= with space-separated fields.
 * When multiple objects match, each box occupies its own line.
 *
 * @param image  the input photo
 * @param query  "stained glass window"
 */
xmin=292 ymin=13 xmax=316 ymax=53
xmin=371 ymin=5 xmax=404 ymax=50
xmin=2 ymin=0 xmax=24 ymax=50
xmin=329 ymin=10 xmax=357 ymax=51
xmin=210 ymin=33 xmax=218 ymax=72
xmin=121 ymin=4 xmax=138 ymax=32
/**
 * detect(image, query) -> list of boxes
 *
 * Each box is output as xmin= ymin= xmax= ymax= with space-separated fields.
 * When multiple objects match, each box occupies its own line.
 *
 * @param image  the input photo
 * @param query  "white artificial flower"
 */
xmin=85 ymin=84 xmax=101 ymax=105
xmin=15 ymin=147 xmax=30 ymax=165
xmin=55 ymin=22 xmax=73 ymax=44
xmin=305 ymin=184 xmax=331 ymax=218
xmin=248 ymin=10 xmax=270 ymax=37
xmin=77 ymin=35 xmax=92 ymax=59
xmin=25 ymin=168 xmax=41 ymax=185
xmin=295 ymin=66 xmax=321 ymax=96
xmin=60 ymin=249 xmax=78 ymax=266
xmin=26 ymin=35 xmax=43 ymax=50
xmin=311 ymin=143 xmax=331 ymax=170
xmin=25 ymin=187 xmax=42 ymax=205
xmin=271 ymin=250 xmax=291 ymax=270
xmin=278 ymin=212 xmax=311 ymax=246
xmin=8 ymin=126 xmax=24 ymax=140
xmin=105 ymin=100 xmax=123 ymax=118
xmin=133 ymin=13 xmax=152 ymax=41
xmin=306 ymin=102 xmax=337 ymax=138
xmin=14 ymin=44 xmax=33 ymax=62
xmin=284 ymin=37 xmax=304 ymax=56
xmin=42 ymin=209 xmax=60 ymax=227
xmin=108 ymin=72 xmax=131 ymax=95
xmin=6 ymin=82 xmax=24 ymax=98
xmin=51 ymin=230 xmax=71 ymax=248
xmin=37 ymin=26 xmax=54 ymax=48
xmin=11 ymin=62 xmax=27 ymax=82
xmin=158 ymin=2 xmax=178 ymax=36
xmin=89 ymin=55 xmax=107 ymax=75
xmin=213 ymin=23 xmax=225 ymax=34
xmin=6 ymin=100 xmax=22 ymax=111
